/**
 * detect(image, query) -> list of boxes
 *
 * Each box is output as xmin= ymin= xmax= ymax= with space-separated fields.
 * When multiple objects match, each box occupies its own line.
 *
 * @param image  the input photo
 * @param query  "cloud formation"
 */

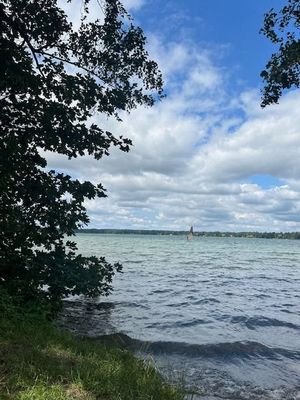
xmin=46 ymin=6 xmax=300 ymax=232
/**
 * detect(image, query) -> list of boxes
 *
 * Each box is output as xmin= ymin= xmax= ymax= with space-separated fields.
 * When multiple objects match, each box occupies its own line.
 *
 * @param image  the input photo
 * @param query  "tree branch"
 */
xmin=39 ymin=50 xmax=104 ymax=82
xmin=0 ymin=7 xmax=45 ymax=78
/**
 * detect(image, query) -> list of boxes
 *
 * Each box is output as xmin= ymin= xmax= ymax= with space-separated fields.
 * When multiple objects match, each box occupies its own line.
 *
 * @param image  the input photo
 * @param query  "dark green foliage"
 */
xmin=260 ymin=0 xmax=300 ymax=107
xmin=0 ymin=0 xmax=163 ymax=307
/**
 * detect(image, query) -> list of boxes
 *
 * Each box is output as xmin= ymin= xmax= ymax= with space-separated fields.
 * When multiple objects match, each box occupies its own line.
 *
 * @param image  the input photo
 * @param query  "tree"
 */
xmin=0 ymin=0 xmax=163 ymax=308
xmin=260 ymin=0 xmax=300 ymax=107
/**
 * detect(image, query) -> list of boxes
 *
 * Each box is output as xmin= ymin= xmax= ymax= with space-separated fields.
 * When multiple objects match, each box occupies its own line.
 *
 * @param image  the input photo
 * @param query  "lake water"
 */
xmin=58 ymin=234 xmax=300 ymax=399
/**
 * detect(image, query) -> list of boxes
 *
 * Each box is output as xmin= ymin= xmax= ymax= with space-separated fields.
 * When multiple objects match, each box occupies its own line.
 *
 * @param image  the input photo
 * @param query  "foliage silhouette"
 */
xmin=0 ymin=0 xmax=163 ymax=308
xmin=261 ymin=0 xmax=300 ymax=107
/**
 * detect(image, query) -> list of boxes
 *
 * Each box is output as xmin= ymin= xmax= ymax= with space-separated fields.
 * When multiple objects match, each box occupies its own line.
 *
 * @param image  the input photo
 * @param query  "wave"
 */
xmin=151 ymin=288 xmax=174 ymax=294
xmin=192 ymin=297 xmax=221 ymax=305
xmin=185 ymin=295 xmax=220 ymax=304
xmin=124 ymin=260 xmax=144 ymax=264
xmin=145 ymin=318 xmax=210 ymax=329
xmin=230 ymin=315 xmax=300 ymax=330
xmin=96 ymin=333 xmax=300 ymax=361
xmin=117 ymin=301 xmax=149 ymax=309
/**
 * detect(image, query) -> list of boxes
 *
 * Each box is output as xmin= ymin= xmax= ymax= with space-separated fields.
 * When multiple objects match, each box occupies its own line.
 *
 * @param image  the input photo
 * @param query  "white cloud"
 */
xmin=191 ymin=90 xmax=300 ymax=183
xmin=45 ymin=28 xmax=300 ymax=232
xmin=121 ymin=0 xmax=145 ymax=10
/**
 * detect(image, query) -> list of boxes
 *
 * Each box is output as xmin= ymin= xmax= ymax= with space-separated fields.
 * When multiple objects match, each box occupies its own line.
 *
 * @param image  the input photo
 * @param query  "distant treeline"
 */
xmin=77 ymin=229 xmax=300 ymax=240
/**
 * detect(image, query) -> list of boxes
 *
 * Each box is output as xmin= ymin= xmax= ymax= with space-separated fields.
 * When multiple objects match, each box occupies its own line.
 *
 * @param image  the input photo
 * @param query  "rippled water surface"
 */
xmin=58 ymin=234 xmax=300 ymax=399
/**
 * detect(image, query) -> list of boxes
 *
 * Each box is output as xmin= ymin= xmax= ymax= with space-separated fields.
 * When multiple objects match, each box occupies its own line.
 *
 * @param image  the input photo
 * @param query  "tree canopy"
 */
xmin=0 ymin=0 xmax=163 ymax=308
xmin=260 ymin=0 xmax=300 ymax=107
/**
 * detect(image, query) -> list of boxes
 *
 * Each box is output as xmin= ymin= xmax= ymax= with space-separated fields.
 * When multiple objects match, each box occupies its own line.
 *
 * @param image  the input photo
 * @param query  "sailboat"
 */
xmin=187 ymin=226 xmax=193 ymax=240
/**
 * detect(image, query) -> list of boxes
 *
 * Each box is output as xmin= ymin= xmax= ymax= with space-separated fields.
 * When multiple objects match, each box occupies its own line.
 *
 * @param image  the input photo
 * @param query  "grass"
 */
xmin=0 ymin=292 xmax=183 ymax=400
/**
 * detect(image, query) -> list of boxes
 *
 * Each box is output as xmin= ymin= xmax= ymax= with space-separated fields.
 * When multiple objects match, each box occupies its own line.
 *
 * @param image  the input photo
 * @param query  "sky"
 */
xmin=48 ymin=0 xmax=300 ymax=232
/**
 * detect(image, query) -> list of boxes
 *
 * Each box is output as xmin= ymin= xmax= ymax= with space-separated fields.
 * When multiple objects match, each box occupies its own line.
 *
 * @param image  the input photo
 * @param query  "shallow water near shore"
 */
xmin=57 ymin=234 xmax=300 ymax=399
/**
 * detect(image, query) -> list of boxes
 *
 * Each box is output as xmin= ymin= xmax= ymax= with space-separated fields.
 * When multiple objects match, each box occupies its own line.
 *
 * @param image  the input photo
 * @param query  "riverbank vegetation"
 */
xmin=78 ymin=229 xmax=300 ymax=240
xmin=0 ymin=290 xmax=183 ymax=400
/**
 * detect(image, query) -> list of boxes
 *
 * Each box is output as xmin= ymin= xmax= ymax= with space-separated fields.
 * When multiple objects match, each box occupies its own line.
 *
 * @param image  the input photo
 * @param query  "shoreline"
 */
xmin=76 ymin=229 xmax=300 ymax=240
xmin=0 ymin=293 xmax=183 ymax=400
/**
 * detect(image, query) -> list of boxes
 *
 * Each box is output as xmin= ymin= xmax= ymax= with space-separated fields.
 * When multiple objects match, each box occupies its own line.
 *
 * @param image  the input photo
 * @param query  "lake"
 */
xmin=58 ymin=234 xmax=300 ymax=399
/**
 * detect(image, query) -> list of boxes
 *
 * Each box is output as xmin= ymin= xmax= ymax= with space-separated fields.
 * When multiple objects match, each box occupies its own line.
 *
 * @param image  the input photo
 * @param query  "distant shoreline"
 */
xmin=76 ymin=229 xmax=300 ymax=240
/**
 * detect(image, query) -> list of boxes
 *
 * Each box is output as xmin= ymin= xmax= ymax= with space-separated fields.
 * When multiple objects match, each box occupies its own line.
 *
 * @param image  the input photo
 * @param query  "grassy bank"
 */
xmin=0 ymin=292 xmax=183 ymax=400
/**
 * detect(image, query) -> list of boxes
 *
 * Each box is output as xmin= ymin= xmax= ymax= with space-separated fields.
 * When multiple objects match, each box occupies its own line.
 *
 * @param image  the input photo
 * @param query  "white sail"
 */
xmin=187 ymin=226 xmax=193 ymax=240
